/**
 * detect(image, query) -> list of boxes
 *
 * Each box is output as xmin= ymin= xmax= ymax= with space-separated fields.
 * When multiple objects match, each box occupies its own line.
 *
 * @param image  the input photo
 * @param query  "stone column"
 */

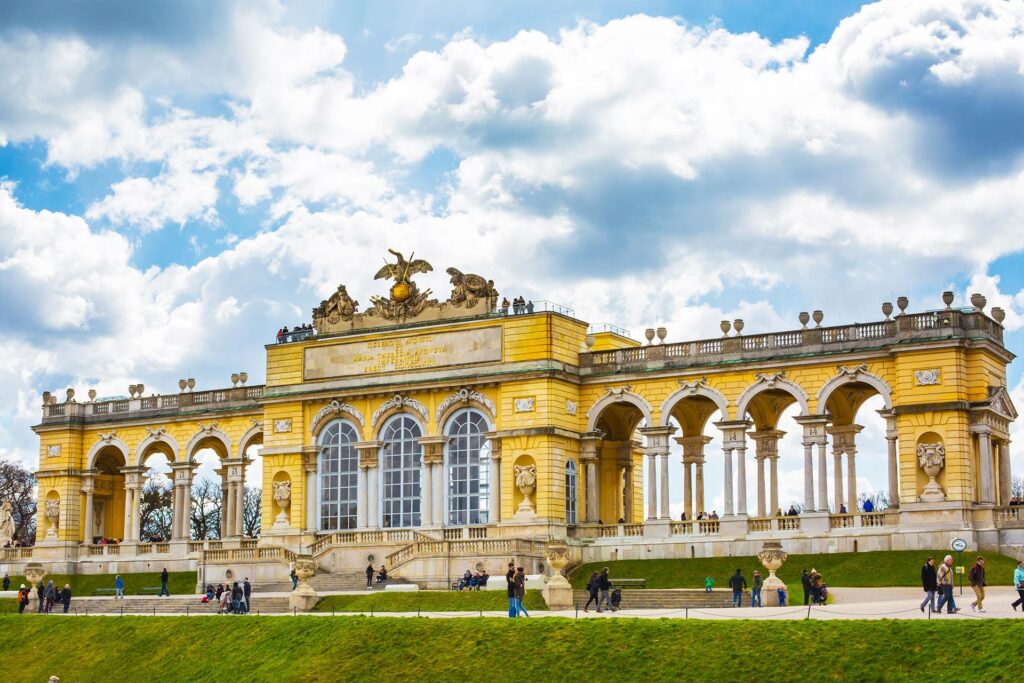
xmin=306 ymin=470 xmax=317 ymax=531
xmin=827 ymin=424 xmax=863 ymax=513
xmin=833 ymin=451 xmax=845 ymax=512
xmin=755 ymin=454 xmax=766 ymax=517
xmin=432 ymin=462 xmax=444 ymax=526
xmin=658 ymin=451 xmax=670 ymax=519
xmin=81 ymin=472 xmax=96 ymax=544
xmin=735 ymin=445 xmax=748 ymax=516
xmin=580 ymin=433 xmax=603 ymax=523
xmin=676 ymin=435 xmax=711 ymax=519
xmin=768 ymin=455 xmax=779 ymax=516
xmin=623 ymin=464 xmax=634 ymax=522
xmin=417 ymin=436 xmax=447 ymax=527
xmin=879 ymin=410 xmax=900 ymax=508
xmin=695 ymin=460 xmax=705 ymax=515
xmin=846 ymin=451 xmax=858 ymax=513
xmin=795 ymin=415 xmax=830 ymax=513
xmin=750 ymin=430 xmax=784 ymax=517
xmin=302 ymin=446 xmax=318 ymax=532
xmin=355 ymin=442 xmax=381 ymax=529
xmin=357 ymin=466 xmax=368 ymax=529
xmin=421 ymin=460 xmax=433 ymax=527
xmin=971 ymin=425 xmax=995 ymax=504
xmin=683 ymin=460 xmax=693 ymax=520
xmin=488 ymin=436 xmax=502 ymax=524
xmin=998 ymin=441 xmax=1012 ymax=506
xmin=170 ymin=463 xmax=193 ymax=541
xmin=639 ymin=426 xmax=675 ymax=522
xmin=713 ymin=421 xmax=751 ymax=518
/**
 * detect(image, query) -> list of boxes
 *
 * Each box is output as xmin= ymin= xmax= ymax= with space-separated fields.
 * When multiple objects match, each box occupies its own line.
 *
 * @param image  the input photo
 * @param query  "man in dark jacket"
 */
xmin=920 ymin=557 xmax=938 ymax=613
xmin=968 ymin=557 xmax=986 ymax=612
xmin=597 ymin=568 xmax=613 ymax=612
xmin=60 ymin=584 xmax=72 ymax=613
xmin=159 ymin=568 xmax=170 ymax=596
xmin=801 ymin=569 xmax=812 ymax=605
xmin=729 ymin=569 xmax=747 ymax=607
xmin=242 ymin=578 xmax=252 ymax=614
xmin=506 ymin=562 xmax=517 ymax=618
xmin=366 ymin=563 xmax=374 ymax=588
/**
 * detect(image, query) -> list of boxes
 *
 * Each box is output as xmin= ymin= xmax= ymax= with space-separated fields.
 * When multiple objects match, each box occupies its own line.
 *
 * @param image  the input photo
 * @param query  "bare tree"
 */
xmin=139 ymin=479 xmax=173 ymax=541
xmin=1012 ymin=475 xmax=1023 ymax=499
xmin=0 ymin=458 xmax=36 ymax=544
xmin=190 ymin=478 xmax=222 ymax=540
xmin=243 ymin=486 xmax=262 ymax=537
xmin=858 ymin=491 xmax=889 ymax=511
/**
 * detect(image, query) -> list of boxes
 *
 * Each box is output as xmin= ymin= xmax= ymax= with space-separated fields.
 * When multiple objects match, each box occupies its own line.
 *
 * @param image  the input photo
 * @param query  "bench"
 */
xmin=140 ymin=587 xmax=163 ymax=595
xmin=91 ymin=588 xmax=118 ymax=596
xmin=611 ymin=578 xmax=646 ymax=589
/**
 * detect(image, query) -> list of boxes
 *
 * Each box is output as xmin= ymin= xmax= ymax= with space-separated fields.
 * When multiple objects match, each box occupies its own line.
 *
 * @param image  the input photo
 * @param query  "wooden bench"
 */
xmin=91 ymin=588 xmax=118 ymax=596
xmin=140 ymin=587 xmax=163 ymax=595
xmin=611 ymin=578 xmax=646 ymax=589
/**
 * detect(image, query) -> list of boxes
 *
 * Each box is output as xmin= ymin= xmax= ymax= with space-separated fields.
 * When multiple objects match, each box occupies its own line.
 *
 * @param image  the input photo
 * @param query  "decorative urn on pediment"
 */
xmin=917 ymin=442 xmax=946 ymax=502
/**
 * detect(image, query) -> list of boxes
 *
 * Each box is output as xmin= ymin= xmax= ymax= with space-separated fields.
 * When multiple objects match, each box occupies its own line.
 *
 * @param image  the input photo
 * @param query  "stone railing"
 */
xmin=203 ymin=546 xmax=296 ymax=563
xmin=581 ymin=309 xmax=1003 ymax=373
xmin=747 ymin=518 xmax=773 ymax=533
xmin=995 ymin=506 xmax=1024 ymax=528
xmin=386 ymin=537 xmax=547 ymax=573
xmin=860 ymin=511 xmax=896 ymax=528
xmin=309 ymin=528 xmax=436 ymax=556
xmin=41 ymin=384 xmax=266 ymax=423
xmin=777 ymin=517 xmax=801 ymax=531
xmin=0 ymin=547 xmax=33 ymax=560
xmin=829 ymin=514 xmax=856 ymax=529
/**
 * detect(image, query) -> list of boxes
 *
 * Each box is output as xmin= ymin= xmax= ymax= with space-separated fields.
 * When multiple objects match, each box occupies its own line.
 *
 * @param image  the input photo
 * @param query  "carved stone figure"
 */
xmin=0 ymin=500 xmax=14 ymax=546
xmin=313 ymin=284 xmax=360 ymax=326
xmin=370 ymin=249 xmax=434 ymax=321
xmin=446 ymin=267 xmax=497 ymax=309
xmin=514 ymin=464 xmax=537 ymax=515
xmin=917 ymin=442 xmax=946 ymax=502
xmin=273 ymin=481 xmax=292 ymax=527
xmin=45 ymin=498 xmax=60 ymax=538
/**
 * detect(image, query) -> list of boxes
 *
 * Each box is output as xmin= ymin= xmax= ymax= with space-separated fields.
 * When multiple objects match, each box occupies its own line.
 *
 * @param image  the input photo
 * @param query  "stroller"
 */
xmin=610 ymin=588 xmax=622 ymax=611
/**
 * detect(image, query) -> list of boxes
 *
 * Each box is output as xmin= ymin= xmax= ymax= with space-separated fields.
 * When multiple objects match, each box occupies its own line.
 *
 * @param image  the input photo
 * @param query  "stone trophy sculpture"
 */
xmin=0 ymin=500 xmax=14 ymax=546
xmin=917 ymin=443 xmax=946 ymax=502
xmin=514 ymin=464 xmax=537 ymax=517
xmin=44 ymin=498 xmax=60 ymax=539
xmin=273 ymin=480 xmax=292 ymax=529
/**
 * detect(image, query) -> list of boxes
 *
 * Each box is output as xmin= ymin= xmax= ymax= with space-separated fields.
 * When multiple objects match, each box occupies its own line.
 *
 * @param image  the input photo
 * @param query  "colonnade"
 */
xmin=971 ymin=424 xmax=1014 ymax=505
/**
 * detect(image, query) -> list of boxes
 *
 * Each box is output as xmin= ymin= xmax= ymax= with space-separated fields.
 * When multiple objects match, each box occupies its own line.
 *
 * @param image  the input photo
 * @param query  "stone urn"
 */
xmin=757 ymin=541 xmax=788 ymax=606
xmin=514 ymin=464 xmax=537 ymax=517
xmin=917 ymin=443 xmax=947 ymax=502
xmin=272 ymin=480 xmax=292 ymax=529
xmin=798 ymin=312 xmax=810 ymax=329
xmin=289 ymin=554 xmax=319 ymax=612
xmin=970 ymin=292 xmax=987 ymax=311
xmin=24 ymin=563 xmax=46 ymax=611
xmin=942 ymin=291 xmax=955 ymax=309
xmin=541 ymin=543 xmax=574 ymax=610
xmin=896 ymin=296 xmax=909 ymax=314
xmin=881 ymin=302 xmax=893 ymax=320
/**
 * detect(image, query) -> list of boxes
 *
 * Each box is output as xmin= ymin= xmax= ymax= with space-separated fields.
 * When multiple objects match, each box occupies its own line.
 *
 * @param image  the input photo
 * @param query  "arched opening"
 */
xmin=444 ymin=409 xmax=491 ymax=526
xmin=240 ymin=433 xmax=264 ymax=538
xmin=591 ymin=401 xmax=646 ymax=524
xmin=823 ymin=381 xmax=893 ymax=512
xmin=379 ymin=414 xmax=423 ymax=528
xmin=191 ymin=450 xmax=224 ymax=540
xmin=664 ymin=395 xmax=724 ymax=521
xmin=317 ymin=419 xmax=360 ymax=531
xmin=89 ymin=445 xmax=127 ymax=543
xmin=139 ymin=450 xmax=172 ymax=543
xmin=740 ymin=386 xmax=805 ymax=517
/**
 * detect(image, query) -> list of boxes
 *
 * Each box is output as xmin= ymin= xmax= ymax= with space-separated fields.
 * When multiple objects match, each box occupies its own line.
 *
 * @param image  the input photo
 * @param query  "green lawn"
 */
xmin=314 ymin=590 xmax=547 ymax=613
xmin=570 ymin=550 xmax=1021 ymax=590
xmin=0 ymin=571 xmax=195 ymax=596
xmin=1 ymin=616 xmax=1022 ymax=681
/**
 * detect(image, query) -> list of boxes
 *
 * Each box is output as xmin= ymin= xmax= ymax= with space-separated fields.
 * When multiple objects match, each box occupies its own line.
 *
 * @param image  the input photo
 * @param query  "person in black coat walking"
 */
xmin=920 ymin=557 xmax=938 ymax=613
xmin=583 ymin=571 xmax=600 ymax=612
xmin=801 ymin=569 xmax=812 ymax=605
xmin=729 ymin=569 xmax=747 ymax=607
xmin=60 ymin=584 xmax=72 ymax=614
xmin=242 ymin=578 xmax=252 ymax=613
xmin=597 ymin=568 xmax=613 ymax=612
xmin=159 ymin=567 xmax=170 ymax=596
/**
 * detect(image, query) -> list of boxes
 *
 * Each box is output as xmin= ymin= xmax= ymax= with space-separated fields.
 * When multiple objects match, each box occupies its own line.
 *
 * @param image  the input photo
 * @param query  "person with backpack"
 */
xmin=597 ymin=567 xmax=612 ymax=613
xmin=583 ymin=571 xmax=600 ymax=612
xmin=935 ymin=555 xmax=960 ymax=614
xmin=968 ymin=556 xmax=987 ymax=612
xmin=729 ymin=569 xmax=747 ymax=607
xmin=920 ymin=557 xmax=938 ymax=613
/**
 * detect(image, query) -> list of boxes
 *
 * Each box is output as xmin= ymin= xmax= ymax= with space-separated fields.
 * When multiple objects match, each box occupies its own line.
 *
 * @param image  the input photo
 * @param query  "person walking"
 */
xmin=801 ymin=569 xmax=812 ymax=605
xmin=751 ymin=571 xmax=763 ymax=607
xmin=597 ymin=567 xmax=612 ymax=613
xmin=115 ymin=574 xmax=125 ymax=600
xmin=36 ymin=581 xmax=45 ymax=612
xmin=365 ymin=563 xmax=374 ymax=588
xmin=506 ymin=562 xmax=517 ymax=618
xmin=290 ymin=566 xmax=298 ymax=591
xmin=1011 ymin=560 xmax=1024 ymax=612
xmin=729 ymin=569 xmax=747 ymax=607
xmin=513 ymin=567 xmax=529 ymax=617
xmin=583 ymin=571 xmax=599 ymax=612
xmin=935 ymin=555 xmax=960 ymax=614
xmin=159 ymin=568 xmax=170 ymax=597
xmin=43 ymin=580 xmax=56 ymax=613
xmin=17 ymin=581 xmax=29 ymax=614
xmin=243 ymin=577 xmax=252 ymax=614
xmin=968 ymin=557 xmax=987 ymax=612
xmin=60 ymin=584 xmax=72 ymax=614
xmin=920 ymin=556 xmax=938 ymax=613
xmin=2 ymin=573 xmax=9 ymax=591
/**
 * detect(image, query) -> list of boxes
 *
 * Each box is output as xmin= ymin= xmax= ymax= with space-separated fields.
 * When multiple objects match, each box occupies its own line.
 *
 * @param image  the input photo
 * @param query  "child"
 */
xmin=704 ymin=576 xmax=714 ymax=592
xmin=777 ymin=586 xmax=787 ymax=606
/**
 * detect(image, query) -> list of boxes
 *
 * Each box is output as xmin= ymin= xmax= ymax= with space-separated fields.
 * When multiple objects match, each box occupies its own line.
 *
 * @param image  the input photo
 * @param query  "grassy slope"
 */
xmin=0 ymin=572 xmax=195 ymax=596
xmin=570 ymin=550 xmax=1020 ymax=590
xmin=1 ymin=617 xmax=1022 ymax=682
xmin=314 ymin=590 xmax=547 ymax=612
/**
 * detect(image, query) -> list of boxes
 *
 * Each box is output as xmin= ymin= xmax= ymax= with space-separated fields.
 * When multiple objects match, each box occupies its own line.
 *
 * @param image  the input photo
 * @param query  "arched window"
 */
xmin=565 ymin=460 xmax=578 ymax=525
xmin=445 ymin=410 xmax=490 ymax=525
xmin=381 ymin=415 xmax=423 ymax=528
xmin=318 ymin=420 xmax=360 ymax=531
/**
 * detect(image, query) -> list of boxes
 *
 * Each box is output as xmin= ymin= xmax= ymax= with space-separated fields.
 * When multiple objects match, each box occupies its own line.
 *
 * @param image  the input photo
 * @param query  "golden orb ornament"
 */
xmin=390 ymin=282 xmax=412 ymax=302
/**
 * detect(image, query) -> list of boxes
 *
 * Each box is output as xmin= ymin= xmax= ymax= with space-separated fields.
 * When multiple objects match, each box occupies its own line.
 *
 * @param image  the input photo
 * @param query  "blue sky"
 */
xmin=1 ymin=0 xmax=1023 ymax=507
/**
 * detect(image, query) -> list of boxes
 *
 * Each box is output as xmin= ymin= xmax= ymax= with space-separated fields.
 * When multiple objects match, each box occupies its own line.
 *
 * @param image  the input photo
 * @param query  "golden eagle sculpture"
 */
xmin=370 ymin=249 xmax=433 ymax=319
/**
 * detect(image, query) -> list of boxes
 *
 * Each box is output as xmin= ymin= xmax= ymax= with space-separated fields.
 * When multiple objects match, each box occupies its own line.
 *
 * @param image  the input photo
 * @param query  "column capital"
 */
xmin=118 ymin=466 xmax=146 ymax=488
xmin=674 ymin=435 xmax=712 ymax=463
xmin=354 ymin=440 xmax=382 ymax=469
xmin=794 ymin=414 xmax=830 ymax=445
xmin=826 ymin=424 xmax=863 ymax=454
xmin=579 ymin=431 xmax=604 ymax=461
xmin=639 ymin=425 xmax=676 ymax=452
xmin=969 ymin=423 xmax=994 ymax=436
xmin=417 ymin=435 xmax=448 ymax=464
xmin=749 ymin=429 xmax=785 ymax=459
xmin=80 ymin=469 xmax=98 ymax=493
xmin=713 ymin=419 xmax=752 ymax=449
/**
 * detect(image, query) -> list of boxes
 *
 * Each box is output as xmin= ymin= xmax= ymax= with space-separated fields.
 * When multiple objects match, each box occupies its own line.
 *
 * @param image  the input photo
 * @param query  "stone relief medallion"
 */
xmin=915 ymin=369 xmax=941 ymax=386
xmin=514 ymin=397 xmax=536 ymax=413
xmin=274 ymin=419 xmax=292 ymax=433
xmin=565 ymin=400 xmax=578 ymax=416
xmin=46 ymin=445 xmax=61 ymax=457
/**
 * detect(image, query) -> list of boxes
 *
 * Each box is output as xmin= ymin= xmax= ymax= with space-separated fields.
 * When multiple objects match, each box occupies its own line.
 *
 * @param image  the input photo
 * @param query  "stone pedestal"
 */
xmin=541 ymin=543 xmax=574 ymax=610
xmin=24 ymin=563 xmax=46 ymax=613
xmin=757 ymin=540 xmax=788 ymax=607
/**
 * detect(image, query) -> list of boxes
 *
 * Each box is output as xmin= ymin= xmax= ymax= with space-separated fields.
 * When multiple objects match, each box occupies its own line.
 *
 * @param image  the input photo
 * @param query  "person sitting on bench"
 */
xmin=376 ymin=565 xmax=388 ymax=583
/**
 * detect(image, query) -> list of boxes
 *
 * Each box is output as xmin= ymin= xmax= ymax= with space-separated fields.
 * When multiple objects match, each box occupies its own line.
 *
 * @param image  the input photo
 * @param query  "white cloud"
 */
xmin=385 ymin=33 xmax=421 ymax=53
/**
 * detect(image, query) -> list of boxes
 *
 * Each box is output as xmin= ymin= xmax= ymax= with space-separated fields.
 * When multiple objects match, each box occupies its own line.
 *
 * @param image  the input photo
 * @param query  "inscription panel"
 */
xmin=304 ymin=327 xmax=503 ymax=380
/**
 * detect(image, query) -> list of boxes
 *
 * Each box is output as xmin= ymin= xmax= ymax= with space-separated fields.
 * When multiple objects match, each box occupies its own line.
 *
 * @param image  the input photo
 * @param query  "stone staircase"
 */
xmin=58 ymin=595 xmax=292 ymax=614
xmin=571 ymin=589 xmax=737 ymax=610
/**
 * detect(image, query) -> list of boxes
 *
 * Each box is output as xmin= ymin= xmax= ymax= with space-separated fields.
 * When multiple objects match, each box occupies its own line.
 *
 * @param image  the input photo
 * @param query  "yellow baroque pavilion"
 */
xmin=16 ymin=254 xmax=1023 ymax=589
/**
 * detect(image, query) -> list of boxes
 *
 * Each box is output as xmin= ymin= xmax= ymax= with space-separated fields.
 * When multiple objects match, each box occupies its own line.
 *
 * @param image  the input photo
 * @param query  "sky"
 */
xmin=1 ymin=0 xmax=1024 ymax=509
